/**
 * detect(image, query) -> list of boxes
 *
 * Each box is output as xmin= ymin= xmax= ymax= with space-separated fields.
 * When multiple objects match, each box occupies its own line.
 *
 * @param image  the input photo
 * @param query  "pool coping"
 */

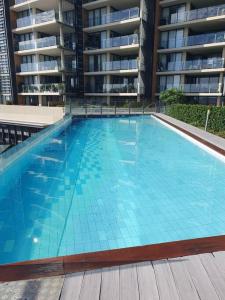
xmin=152 ymin=113 xmax=225 ymax=156
xmin=1 ymin=235 xmax=225 ymax=282
xmin=1 ymin=113 xmax=225 ymax=282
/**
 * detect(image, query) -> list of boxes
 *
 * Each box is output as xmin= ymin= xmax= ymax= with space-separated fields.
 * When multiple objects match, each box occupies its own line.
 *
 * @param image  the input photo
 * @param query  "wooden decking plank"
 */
xmin=183 ymin=255 xmax=219 ymax=300
xmin=199 ymin=253 xmax=225 ymax=300
xmin=213 ymin=251 xmax=225 ymax=274
xmin=79 ymin=270 xmax=102 ymax=300
xmin=60 ymin=272 xmax=84 ymax=300
xmin=119 ymin=264 xmax=139 ymax=300
xmin=100 ymin=266 xmax=119 ymax=300
xmin=168 ymin=257 xmax=199 ymax=300
xmin=152 ymin=259 xmax=179 ymax=300
xmin=136 ymin=261 xmax=159 ymax=300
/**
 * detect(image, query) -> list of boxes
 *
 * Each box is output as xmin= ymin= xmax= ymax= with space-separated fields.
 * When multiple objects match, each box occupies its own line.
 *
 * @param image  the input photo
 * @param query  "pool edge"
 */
xmin=1 ymin=235 xmax=225 ymax=282
xmin=152 ymin=113 xmax=225 ymax=157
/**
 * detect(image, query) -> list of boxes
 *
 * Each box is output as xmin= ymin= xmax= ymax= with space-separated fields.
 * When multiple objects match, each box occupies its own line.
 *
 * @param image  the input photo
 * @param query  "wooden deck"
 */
xmin=2 ymin=251 xmax=225 ymax=299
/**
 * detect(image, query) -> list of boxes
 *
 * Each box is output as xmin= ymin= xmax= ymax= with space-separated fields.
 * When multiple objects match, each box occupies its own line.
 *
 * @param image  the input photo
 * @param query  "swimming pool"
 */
xmin=0 ymin=115 xmax=225 ymax=264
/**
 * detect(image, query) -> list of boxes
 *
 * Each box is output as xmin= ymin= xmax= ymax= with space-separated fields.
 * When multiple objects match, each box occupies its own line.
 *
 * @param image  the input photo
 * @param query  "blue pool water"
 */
xmin=0 ymin=115 xmax=225 ymax=264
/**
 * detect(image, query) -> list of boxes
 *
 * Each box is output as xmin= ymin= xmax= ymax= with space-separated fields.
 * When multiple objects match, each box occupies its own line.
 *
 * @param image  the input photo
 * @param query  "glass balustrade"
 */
xmin=182 ymin=84 xmax=221 ymax=93
xmin=16 ymin=9 xmax=73 ymax=28
xmin=98 ymin=59 xmax=138 ymax=71
xmin=88 ymin=7 xmax=139 ymax=27
xmin=18 ymin=36 xmax=74 ymax=51
xmin=102 ymin=34 xmax=139 ymax=49
xmin=159 ymin=58 xmax=224 ymax=72
xmin=15 ymin=0 xmax=27 ymax=4
xmin=159 ymin=84 xmax=221 ymax=93
xmin=160 ymin=31 xmax=225 ymax=49
xmin=20 ymin=83 xmax=65 ymax=94
xmin=20 ymin=61 xmax=60 ymax=72
xmin=17 ymin=10 xmax=56 ymax=28
xmin=161 ymin=4 xmax=225 ymax=25
xmin=87 ymin=84 xmax=138 ymax=93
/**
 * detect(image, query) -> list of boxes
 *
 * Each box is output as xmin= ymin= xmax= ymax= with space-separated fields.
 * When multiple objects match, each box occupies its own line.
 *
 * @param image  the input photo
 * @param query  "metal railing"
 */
xmin=160 ymin=4 xmax=225 ymax=25
xmin=160 ymin=31 xmax=225 ymax=49
xmin=20 ymin=83 xmax=65 ymax=94
xmin=88 ymin=7 xmax=139 ymax=27
xmin=158 ymin=58 xmax=225 ymax=72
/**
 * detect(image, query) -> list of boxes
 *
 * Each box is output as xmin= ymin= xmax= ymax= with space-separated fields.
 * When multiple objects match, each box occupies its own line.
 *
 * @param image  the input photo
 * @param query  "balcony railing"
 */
xmin=104 ymin=59 xmax=138 ymax=71
xmin=102 ymin=34 xmax=139 ymax=49
xmin=87 ymin=84 xmax=138 ymax=93
xmin=158 ymin=58 xmax=225 ymax=72
xmin=15 ymin=0 xmax=75 ymax=4
xmin=160 ymin=4 xmax=225 ymax=25
xmin=88 ymin=7 xmax=139 ymax=27
xmin=17 ymin=36 xmax=75 ymax=52
xmin=15 ymin=0 xmax=26 ymax=4
xmin=88 ymin=59 xmax=138 ymax=72
xmin=16 ymin=10 xmax=74 ymax=28
xmin=20 ymin=83 xmax=65 ymax=94
xmin=159 ymin=84 xmax=221 ymax=94
xmin=20 ymin=61 xmax=60 ymax=72
xmin=182 ymin=84 xmax=221 ymax=94
xmin=17 ymin=10 xmax=56 ymax=28
xmin=160 ymin=31 xmax=225 ymax=49
xmin=18 ymin=36 xmax=57 ymax=51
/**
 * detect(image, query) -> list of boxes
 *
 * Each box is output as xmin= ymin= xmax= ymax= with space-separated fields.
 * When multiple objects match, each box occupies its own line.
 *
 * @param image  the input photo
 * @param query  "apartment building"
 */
xmin=155 ymin=0 xmax=225 ymax=105
xmin=0 ymin=0 xmax=17 ymax=104
xmin=7 ymin=0 xmax=83 ymax=106
xmin=82 ymin=0 xmax=156 ymax=107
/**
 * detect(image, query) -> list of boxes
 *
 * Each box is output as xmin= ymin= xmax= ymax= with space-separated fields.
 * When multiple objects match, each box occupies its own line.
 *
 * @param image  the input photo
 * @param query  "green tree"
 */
xmin=159 ymin=88 xmax=185 ymax=105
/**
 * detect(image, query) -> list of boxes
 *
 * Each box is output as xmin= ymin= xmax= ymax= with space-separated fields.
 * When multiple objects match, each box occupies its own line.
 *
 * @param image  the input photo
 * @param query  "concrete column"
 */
xmin=58 ymin=0 xmax=63 ymax=22
xmin=38 ymin=95 xmax=42 ymax=106
xmin=217 ymin=72 xmax=224 ymax=106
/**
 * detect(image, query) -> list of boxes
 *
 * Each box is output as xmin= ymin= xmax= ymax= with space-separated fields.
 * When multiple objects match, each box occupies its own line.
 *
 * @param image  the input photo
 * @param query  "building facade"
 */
xmin=82 ymin=0 xmax=156 ymax=107
xmin=8 ymin=0 xmax=83 ymax=106
xmin=0 ymin=0 xmax=17 ymax=104
xmin=155 ymin=0 xmax=225 ymax=106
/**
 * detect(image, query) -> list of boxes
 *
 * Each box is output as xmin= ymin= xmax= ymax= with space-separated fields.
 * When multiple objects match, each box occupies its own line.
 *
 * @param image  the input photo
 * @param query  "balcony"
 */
xmin=104 ymin=59 xmax=138 ymax=71
xmin=17 ymin=10 xmax=56 ymax=28
xmin=20 ymin=61 xmax=60 ymax=73
xmin=182 ymin=84 xmax=221 ymax=94
xmin=20 ymin=83 xmax=65 ymax=94
xmin=15 ymin=0 xmax=74 ymax=4
xmin=85 ymin=34 xmax=139 ymax=51
xmin=160 ymin=31 xmax=225 ymax=49
xmin=160 ymin=4 xmax=225 ymax=25
xmin=88 ymin=59 xmax=138 ymax=73
xmin=159 ymin=84 xmax=221 ymax=94
xmin=18 ymin=36 xmax=57 ymax=51
xmin=15 ymin=0 xmax=26 ymax=3
xmin=16 ymin=10 xmax=74 ymax=29
xmin=17 ymin=36 xmax=75 ymax=53
xmin=158 ymin=58 xmax=225 ymax=72
xmin=87 ymin=7 xmax=139 ymax=27
xmin=103 ymin=34 xmax=139 ymax=49
xmin=87 ymin=83 xmax=138 ymax=94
